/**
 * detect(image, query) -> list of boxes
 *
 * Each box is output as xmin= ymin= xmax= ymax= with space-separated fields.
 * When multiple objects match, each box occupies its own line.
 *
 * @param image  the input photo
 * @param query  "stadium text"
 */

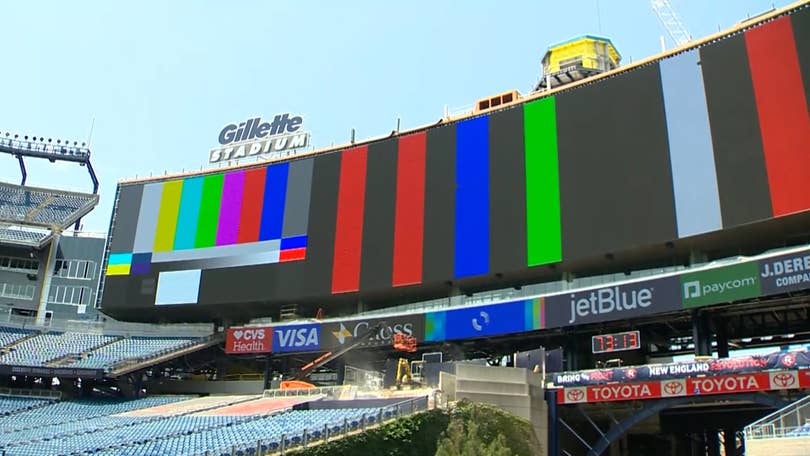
xmin=209 ymin=114 xmax=310 ymax=164
xmin=568 ymin=286 xmax=653 ymax=324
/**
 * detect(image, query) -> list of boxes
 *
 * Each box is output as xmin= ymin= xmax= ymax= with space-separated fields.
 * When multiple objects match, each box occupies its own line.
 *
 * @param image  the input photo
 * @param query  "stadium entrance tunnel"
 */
xmin=553 ymin=392 xmax=791 ymax=456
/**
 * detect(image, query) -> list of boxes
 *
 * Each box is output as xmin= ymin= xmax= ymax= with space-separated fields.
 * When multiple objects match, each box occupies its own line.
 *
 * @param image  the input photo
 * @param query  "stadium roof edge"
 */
xmin=117 ymin=0 xmax=810 ymax=186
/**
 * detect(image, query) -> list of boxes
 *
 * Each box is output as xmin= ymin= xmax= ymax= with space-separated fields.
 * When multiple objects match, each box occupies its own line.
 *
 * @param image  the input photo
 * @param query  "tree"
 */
xmin=435 ymin=416 xmax=512 ymax=456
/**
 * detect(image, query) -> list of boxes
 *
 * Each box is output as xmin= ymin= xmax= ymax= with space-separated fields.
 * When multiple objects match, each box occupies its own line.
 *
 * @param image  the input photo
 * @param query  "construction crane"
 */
xmin=650 ymin=0 xmax=692 ymax=48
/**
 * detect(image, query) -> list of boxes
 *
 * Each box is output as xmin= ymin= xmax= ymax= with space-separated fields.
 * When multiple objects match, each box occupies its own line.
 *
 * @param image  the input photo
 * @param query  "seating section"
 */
xmin=0 ymin=326 xmax=208 ymax=371
xmin=0 ymin=182 xmax=98 ymax=229
xmin=0 ymin=396 xmax=54 ymax=416
xmin=0 ymin=327 xmax=34 ymax=349
xmin=70 ymin=336 xmax=201 ymax=371
xmin=0 ymin=224 xmax=51 ymax=247
xmin=0 ymin=396 xmax=394 ymax=456
xmin=0 ymin=332 xmax=118 ymax=366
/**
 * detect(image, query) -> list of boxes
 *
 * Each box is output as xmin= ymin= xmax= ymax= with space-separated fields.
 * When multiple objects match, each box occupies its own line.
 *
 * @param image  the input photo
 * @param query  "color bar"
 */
xmin=660 ymin=50 xmax=723 ymax=238
xmin=195 ymin=174 xmax=224 ymax=248
xmin=331 ymin=146 xmax=368 ymax=293
xmin=524 ymin=97 xmax=562 ymax=266
xmin=237 ymin=167 xmax=267 ymax=243
xmin=260 ymin=163 xmax=289 ymax=241
xmin=216 ymin=171 xmax=246 ymax=246
xmin=454 ymin=116 xmax=490 ymax=278
xmin=524 ymin=298 xmax=545 ymax=331
xmin=746 ymin=16 xmax=810 ymax=216
xmin=425 ymin=311 xmax=447 ymax=342
xmin=173 ymin=176 xmax=204 ymax=250
xmin=153 ymin=180 xmax=183 ymax=252
xmin=392 ymin=132 xmax=426 ymax=287
xmin=280 ymin=248 xmax=306 ymax=262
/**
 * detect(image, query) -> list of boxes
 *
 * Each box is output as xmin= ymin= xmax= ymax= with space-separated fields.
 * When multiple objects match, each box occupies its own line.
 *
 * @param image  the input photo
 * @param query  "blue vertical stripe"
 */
xmin=454 ymin=116 xmax=490 ymax=278
xmin=173 ymin=177 xmax=204 ymax=250
xmin=660 ymin=50 xmax=722 ymax=238
xmin=259 ymin=163 xmax=289 ymax=241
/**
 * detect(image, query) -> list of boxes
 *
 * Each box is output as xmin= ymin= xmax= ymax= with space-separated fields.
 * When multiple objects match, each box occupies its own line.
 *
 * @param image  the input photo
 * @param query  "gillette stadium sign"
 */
xmin=209 ymin=114 xmax=310 ymax=164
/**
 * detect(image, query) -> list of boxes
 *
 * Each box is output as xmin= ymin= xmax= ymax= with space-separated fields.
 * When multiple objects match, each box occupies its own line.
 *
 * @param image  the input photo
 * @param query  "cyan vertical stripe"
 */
xmin=173 ymin=177 xmax=204 ymax=250
xmin=260 ymin=162 xmax=289 ymax=241
xmin=132 ymin=183 xmax=163 ymax=254
xmin=454 ymin=116 xmax=490 ymax=278
xmin=216 ymin=171 xmax=246 ymax=246
xmin=660 ymin=50 xmax=722 ymax=237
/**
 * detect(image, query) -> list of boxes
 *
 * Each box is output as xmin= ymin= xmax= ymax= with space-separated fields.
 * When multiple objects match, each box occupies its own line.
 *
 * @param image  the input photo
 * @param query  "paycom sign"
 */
xmin=680 ymin=262 xmax=760 ymax=308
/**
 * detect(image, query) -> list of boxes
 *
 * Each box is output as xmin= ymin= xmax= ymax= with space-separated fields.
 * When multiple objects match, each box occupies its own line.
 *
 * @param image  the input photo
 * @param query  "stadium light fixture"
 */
xmin=0 ymin=128 xmax=99 ymax=194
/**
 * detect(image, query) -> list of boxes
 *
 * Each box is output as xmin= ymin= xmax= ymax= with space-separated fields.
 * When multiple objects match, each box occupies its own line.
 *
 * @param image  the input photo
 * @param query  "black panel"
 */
xmin=700 ymin=34 xmax=773 ymax=227
xmin=360 ymin=139 xmax=397 ymax=292
xmin=423 ymin=124 xmax=456 ymax=284
xmin=302 ymin=153 xmax=342 ymax=296
xmin=488 ymin=106 xmax=527 ymax=274
xmin=792 ymin=7 xmax=810 ymax=116
xmin=557 ymin=64 xmax=677 ymax=261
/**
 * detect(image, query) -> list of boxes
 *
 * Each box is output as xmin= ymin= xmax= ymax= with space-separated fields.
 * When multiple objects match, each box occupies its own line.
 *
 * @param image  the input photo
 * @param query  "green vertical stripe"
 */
xmin=524 ymin=298 xmax=544 ymax=331
xmin=153 ymin=180 xmax=184 ymax=252
xmin=195 ymin=173 xmax=224 ymax=248
xmin=524 ymin=97 xmax=562 ymax=266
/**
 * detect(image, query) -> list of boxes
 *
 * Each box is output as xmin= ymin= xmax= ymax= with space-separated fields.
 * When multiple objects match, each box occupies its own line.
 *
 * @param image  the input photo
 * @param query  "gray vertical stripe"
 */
xmin=660 ymin=50 xmax=722 ymax=238
xmin=109 ymin=185 xmax=144 ymax=253
xmin=132 ymin=182 xmax=163 ymax=253
xmin=282 ymin=158 xmax=314 ymax=237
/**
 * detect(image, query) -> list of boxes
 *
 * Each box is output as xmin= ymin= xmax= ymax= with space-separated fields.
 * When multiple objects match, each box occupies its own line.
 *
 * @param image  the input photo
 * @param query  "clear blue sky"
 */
xmin=0 ymin=0 xmax=795 ymax=232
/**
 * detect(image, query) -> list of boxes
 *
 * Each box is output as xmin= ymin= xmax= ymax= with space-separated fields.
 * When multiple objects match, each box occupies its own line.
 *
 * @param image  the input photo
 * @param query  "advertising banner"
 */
xmin=225 ymin=326 xmax=272 ymax=354
xmin=557 ymin=369 xmax=809 ymax=404
xmin=425 ymin=299 xmax=542 ymax=342
xmin=320 ymin=314 xmax=425 ymax=352
xmin=544 ymin=276 xmax=681 ymax=328
xmin=680 ymin=261 xmax=760 ymax=309
xmin=758 ymin=248 xmax=810 ymax=295
xmin=271 ymin=323 xmax=321 ymax=353
xmin=553 ymin=350 xmax=810 ymax=386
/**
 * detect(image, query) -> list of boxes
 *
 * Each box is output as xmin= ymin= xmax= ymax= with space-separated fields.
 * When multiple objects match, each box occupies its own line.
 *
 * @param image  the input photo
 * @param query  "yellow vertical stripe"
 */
xmin=153 ymin=180 xmax=184 ymax=252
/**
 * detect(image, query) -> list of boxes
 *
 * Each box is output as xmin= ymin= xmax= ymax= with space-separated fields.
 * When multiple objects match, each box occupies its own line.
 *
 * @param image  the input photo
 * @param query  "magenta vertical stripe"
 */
xmin=216 ymin=170 xmax=246 ymax=245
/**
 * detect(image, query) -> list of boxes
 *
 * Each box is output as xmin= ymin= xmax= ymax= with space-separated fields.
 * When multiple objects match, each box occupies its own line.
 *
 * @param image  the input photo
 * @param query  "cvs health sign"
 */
xmin=272 ymin=323 xmax=321 ymax=353
xmin=225 ymin=326 xmax=272 ymax=354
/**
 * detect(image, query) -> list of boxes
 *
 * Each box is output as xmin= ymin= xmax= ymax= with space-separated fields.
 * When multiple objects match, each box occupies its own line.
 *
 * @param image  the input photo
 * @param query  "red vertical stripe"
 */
xmin=331 ymin=146 xmax=368 ymax=293
xmin=746 ymin=17 xmax=810 ymax=216
xmin=392 ymin=133 xmax=426 ymax=286
xmin=237 ymin=167 xmax=267 ymax=243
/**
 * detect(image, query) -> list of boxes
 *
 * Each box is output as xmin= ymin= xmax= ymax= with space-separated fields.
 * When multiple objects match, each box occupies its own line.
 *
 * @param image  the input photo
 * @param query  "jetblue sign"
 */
xmin=545 ymin=276 xmax=681 ymax=327
xmin=209 ymin=114 xmax=310 ymax=164
xmin=272 ymin=323 xmax=321 ymax=353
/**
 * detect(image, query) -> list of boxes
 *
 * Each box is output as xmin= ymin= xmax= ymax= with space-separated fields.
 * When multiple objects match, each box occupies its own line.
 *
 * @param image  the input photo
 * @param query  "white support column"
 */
xmin=36 ymin=231 xmax=60 ymax=326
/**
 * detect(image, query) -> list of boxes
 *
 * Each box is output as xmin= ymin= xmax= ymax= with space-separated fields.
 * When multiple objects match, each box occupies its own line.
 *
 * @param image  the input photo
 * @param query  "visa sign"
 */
xmin=272 ymin=324 xmax=321 ymax=353
xmin=225 ymin=326 xmax=272 ymax=354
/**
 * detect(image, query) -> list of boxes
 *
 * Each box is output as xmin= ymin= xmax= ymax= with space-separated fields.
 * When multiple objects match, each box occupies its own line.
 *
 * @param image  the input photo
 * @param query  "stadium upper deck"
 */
xmin=101 ymin=1 xmax=810 ymax=323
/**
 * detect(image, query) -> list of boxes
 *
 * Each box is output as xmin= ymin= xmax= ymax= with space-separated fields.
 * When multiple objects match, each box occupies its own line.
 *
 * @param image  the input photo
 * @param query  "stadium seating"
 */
xmin=0 ymin=396 xmax=390 ymax=456
xmin=0 ymin=396 xmax=54 ymax=416
xmin=0 ymin=224 xmax=51 ymax=247
xmin=0 ymin=182 xmax=98 ymax=229
xmin=69 ymin=336 xmax=201 ymax=370
xmin=0 ymin=332 xmax=119 ymax=366
xmin=0 ymin=326 xmax=34 ymax=349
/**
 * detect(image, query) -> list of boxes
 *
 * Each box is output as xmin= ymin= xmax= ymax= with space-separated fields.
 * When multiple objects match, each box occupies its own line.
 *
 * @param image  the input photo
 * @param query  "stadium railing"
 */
xmin=745 ymin=394 xmax=810 ymax=440
xmin=0 ymin=387 xmax=61 ymax=400
xmin=202 ymin=395 xmax=430 ymax=456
